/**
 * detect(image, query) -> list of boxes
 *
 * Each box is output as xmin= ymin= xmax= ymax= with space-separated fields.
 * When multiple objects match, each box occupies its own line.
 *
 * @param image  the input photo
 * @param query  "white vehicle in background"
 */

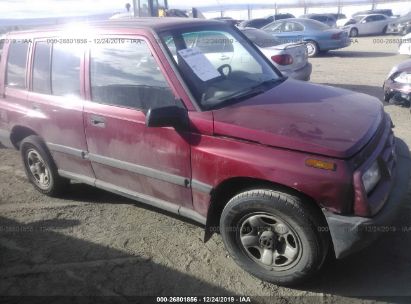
xmin=342 ymin=14 xmax=395 ymax=37
xmin=337 ymin=18 xmax=353 ymax=28
xmin=399 ymin=32 xmax=411 ymax=55
xmin=241 ymin=28 xmax=312 ymax=81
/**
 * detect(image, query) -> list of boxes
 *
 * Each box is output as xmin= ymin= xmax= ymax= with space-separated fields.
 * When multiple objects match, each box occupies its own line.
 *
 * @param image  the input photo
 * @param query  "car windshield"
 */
xmin=160 ymin=26 xmax=283 ymax=110
xmin=242 ymin=29 xmax=283 ymax=47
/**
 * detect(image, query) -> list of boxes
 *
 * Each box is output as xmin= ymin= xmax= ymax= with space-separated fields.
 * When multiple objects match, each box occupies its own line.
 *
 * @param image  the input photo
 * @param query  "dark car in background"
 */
xmin=238 ymin=14 xmax=294 ymax=29
xmin=211 ymin=17 xmax=242 ymax=26
xmin=328 ymin=13 xmax=347 ymax=20
xmin=266 ymin=13 xmax=295 ymax=22
xmin=387 ymin=12 xmax=411 ymax=35
xmin=300 ymin=14 xmax=337 ymax=27
xmin=238 ymin=18 xmax=272 ymax=29
xmin=384 ymin=59 xmax=411 ymax=107
xmin=353 ymin=9 xmax=393 ymax=17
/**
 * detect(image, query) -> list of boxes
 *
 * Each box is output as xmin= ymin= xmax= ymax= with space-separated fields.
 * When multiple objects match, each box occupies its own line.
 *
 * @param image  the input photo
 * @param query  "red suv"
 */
xmin=0 ymin=18 xmax=408 ymax=285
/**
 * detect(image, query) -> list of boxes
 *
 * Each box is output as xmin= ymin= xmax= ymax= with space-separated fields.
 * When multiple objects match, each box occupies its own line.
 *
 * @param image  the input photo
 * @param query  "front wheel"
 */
xmin=220 ymin=189 xmax=329 ymax=286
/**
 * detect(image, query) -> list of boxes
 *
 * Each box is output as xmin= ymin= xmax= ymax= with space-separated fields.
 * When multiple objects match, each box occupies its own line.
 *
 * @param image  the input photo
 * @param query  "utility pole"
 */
xmin=132 ymin=0 xmax=139 ymax=17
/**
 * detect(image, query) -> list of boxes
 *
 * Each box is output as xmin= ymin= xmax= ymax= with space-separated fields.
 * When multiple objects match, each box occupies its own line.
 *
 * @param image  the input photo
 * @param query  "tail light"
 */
xmin=331 ymin=32 xmax=342 ymax=39
xmin=271 ymin=54 xmax=293 ymax=65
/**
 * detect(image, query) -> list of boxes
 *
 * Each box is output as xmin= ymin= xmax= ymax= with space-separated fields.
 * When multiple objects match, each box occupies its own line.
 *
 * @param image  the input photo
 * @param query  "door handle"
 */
xmin=90 ymin=116 xmax=106 ymax=128
xmin=220 ymin=55 xmax=230 ymax=60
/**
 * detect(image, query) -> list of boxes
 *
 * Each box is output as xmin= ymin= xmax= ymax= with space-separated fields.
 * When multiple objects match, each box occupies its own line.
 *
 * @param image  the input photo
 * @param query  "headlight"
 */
xmin=393 ymin=72 xmax=411 ymax=84
xmin=362 ymin=161 xmax=381 ymax=193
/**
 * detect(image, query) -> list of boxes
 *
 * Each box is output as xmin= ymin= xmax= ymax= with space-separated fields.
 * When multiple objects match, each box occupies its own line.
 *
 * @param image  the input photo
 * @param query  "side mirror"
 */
xmin=145 ymin=106 xmax=188 ymax=130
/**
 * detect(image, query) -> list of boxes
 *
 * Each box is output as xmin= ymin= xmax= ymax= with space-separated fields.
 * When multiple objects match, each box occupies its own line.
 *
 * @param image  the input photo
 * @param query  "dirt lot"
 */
xmin=0 ymin=36 xmax=411 ymax=303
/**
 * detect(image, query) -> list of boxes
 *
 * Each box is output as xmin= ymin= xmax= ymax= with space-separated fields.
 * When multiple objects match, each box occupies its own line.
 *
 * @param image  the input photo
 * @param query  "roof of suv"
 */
xmin=6 ymin=18 xmax=224 ymax=37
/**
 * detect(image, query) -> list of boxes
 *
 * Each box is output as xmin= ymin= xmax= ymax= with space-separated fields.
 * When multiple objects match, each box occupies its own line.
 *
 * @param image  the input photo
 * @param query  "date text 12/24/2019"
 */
xmin=156 ymin=297 xmax=252 ymax=303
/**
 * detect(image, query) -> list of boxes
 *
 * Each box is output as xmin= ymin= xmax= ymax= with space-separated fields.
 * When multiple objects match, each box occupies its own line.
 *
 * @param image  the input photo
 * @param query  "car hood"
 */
xmin=212 ymin=79 xmax=384 ymax=158
xmin=387 ymin=58 xmax=411 ymax=78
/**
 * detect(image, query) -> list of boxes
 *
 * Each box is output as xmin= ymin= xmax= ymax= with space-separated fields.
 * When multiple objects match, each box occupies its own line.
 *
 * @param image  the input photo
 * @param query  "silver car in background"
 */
xmin=342 ymin=14 xmax=395 ymax=37
xmin=241 ymin=28 xmax=312 ymax=81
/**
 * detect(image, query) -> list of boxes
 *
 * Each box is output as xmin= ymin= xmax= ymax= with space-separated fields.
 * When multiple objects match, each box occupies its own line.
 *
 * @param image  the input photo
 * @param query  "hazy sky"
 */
xmin=1 ymin=0 xmax=410 ymax=19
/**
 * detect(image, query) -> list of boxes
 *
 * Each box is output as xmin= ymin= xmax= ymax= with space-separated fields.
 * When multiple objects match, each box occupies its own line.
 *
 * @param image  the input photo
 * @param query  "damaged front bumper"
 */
xmin=323 ymin=139 xmax=410 ymax=259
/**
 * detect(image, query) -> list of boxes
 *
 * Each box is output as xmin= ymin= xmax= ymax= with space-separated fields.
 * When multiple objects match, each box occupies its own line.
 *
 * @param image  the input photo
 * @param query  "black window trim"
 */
xmin=30 ymin=39 xmax=52 ymax=94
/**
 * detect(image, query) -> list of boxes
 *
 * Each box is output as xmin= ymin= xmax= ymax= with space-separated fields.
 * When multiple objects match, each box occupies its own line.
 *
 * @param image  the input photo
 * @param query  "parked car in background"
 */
xmin=212 ymin=17 xmax=241 ymax=26
xmin=353 ymin=9 xmax=393 ymax=17
xmin=265 ymin=13 xmax=295 ymax=22
xmin=262 ymin=18 xmax=351 ymax=57
xmin=387 ymin=12 xmax=411 ymax=35
xmin=399 ymin=32 xmax=411 ymax=55
xmin=299 ymin=14 xmax=337 ymax=28
xmin=238 ymin=18 xmax=272 ymax=29
xmin=241 ymin=28 xmax=312 ymax=81
xmin=342 ymin=14 xmax=394 ymax=37
xmin=384 ymin=59 xmax=411 ymax=107
xmin=238 ymin=14 xmax=294 ymax=29
xmin=328 ymin=13 xmax=347 ymax=21
xmin=1 ymin=18 xmax=408 ymax=286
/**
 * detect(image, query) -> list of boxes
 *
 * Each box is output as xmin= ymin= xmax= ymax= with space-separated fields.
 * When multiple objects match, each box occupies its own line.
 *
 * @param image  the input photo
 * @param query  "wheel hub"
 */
xmin=259 ymin=230 xmax=276 ymax=249
xmin=239 ymin=213 xmax=302 ymax=270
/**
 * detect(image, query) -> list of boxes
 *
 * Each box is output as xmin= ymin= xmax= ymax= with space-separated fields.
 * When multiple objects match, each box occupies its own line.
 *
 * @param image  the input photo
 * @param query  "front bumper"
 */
xmin=383 ymin=79 xmax=411 ymax=104
xmin=282 ymin=62 xmax=312 ymax=81
xmin=323 ymin=138 xmax=410 ymax=259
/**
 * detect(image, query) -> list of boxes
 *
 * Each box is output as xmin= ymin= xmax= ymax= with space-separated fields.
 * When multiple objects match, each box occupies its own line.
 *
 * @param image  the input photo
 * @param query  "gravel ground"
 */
xmin=0 ymin=36 xmax=410 ymax=303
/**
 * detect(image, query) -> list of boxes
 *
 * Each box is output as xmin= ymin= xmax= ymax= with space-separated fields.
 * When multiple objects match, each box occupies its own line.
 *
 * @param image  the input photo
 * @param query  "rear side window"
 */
xmin=51 ymin=44 xmax=81 ymax=96
xmin=6 ymin=42 xmax=28 ymax=89
xmin=90 ymin=39 xmax=175 ymax=111
xmin=32 ymin=42 xmax=51 ymax=94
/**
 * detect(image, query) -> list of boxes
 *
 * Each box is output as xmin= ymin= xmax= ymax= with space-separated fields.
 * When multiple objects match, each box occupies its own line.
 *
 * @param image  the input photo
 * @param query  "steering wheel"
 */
xmin=217 ymin=64 xmax=232 ymax=77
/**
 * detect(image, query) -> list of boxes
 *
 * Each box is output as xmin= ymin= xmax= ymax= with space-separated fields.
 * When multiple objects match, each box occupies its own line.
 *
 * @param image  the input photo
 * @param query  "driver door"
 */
xmin=83 ymin=36 xmax=193 ymax=211
xmin=360 ymin=16 xmax=375 ymax=34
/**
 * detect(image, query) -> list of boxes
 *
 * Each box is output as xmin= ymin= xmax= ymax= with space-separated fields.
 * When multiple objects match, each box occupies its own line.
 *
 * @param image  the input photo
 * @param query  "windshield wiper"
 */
xmin=203 ymin=77 xmax=287 ymax=110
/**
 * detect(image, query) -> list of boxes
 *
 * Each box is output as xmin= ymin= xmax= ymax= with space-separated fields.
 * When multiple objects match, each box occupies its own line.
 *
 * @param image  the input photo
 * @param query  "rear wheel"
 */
xmin=20 ymin=136 xmax=69 ymax=196
xmin=220 ymin=189 xmax=329 ymax=286
xmin=350 ymin=28 xmax=359 ymax=37
xmin=305 ymin=40 xmax=319 ymax=57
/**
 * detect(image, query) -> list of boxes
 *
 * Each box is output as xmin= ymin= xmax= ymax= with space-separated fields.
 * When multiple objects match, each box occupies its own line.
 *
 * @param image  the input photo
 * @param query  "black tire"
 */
xmin=305 ymin=40 xmax=319 ymax=57
xmin=220 ymin=189 xmax=329 ymax=286
xmin=350 ymin=28 xmax=358 ymax=37
xmin=20 ymin=135 xmax=69 ymax=196
xmin=382 ymin=26 xmax=388 ymax=34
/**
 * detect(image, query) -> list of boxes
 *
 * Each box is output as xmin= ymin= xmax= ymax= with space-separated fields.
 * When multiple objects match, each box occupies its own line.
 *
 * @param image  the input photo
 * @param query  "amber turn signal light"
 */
xmin=305 ymin=159 xmax=336 ymax=171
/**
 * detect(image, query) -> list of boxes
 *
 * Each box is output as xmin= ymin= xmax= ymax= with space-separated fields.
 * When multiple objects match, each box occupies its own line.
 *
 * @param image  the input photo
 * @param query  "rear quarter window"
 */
xmin=32 ymin=42 xmax=52 ymax=94
xmin=6 ymin=41 xmax=29 ymax=89
xmin=51 ymin=44 xmax=81 ymax=96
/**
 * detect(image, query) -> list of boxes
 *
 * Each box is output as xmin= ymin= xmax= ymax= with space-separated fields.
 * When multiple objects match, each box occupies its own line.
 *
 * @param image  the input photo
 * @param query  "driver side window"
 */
xmin=90 ymin=38 xmax=176 ymax=111
xmin=283 ymin=22 xmax=304 ymax=32
xmin=265 ymin=22 xmax=283 ymax=32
